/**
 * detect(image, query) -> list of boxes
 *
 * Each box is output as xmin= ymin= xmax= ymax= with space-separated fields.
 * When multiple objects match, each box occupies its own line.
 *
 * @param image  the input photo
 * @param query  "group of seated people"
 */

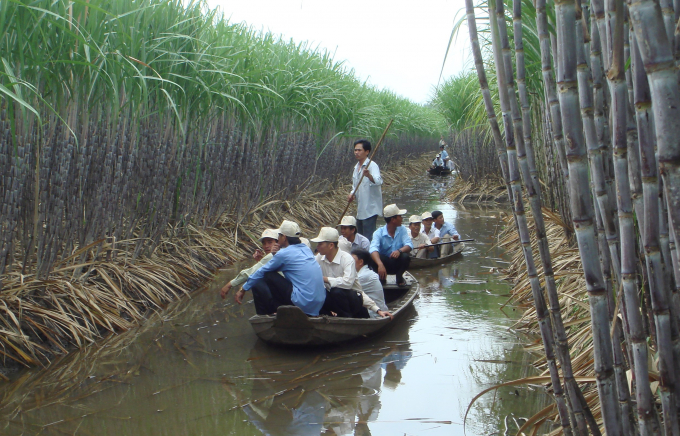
xmin=220 ymin=204 xmax=459 ymax=319
xmin=406 ymin=210 xmax=460 ymax=259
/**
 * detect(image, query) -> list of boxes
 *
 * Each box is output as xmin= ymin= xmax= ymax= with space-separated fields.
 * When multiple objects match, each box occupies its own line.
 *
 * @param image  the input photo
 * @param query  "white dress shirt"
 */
xmin=315 ymin=249 xmax=361 ymax=291
xmin=422 ymin=225 xmax=440 ymax=240
xmin=351 ymin=160 xmax=383 ymax=220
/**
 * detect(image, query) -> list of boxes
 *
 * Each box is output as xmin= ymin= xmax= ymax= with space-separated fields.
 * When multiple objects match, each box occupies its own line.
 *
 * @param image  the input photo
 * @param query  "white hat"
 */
xmin=300 ymin=237 xmax=311 ymax=249
xmin=310 ymin=227 xmax=339 ymax=243
xmin=259 ymin=228 xmax=279 ymax=241
xmin=338 ymin=216 xmax=357 ymax=227
xmin=421 ymin=212 xmax=433 ymax=220
xmin=276 ymin=220 xmax=301 ymax=238
xmin=383 ymin=204 xmax=407 ymax=218
xmin=408 ymin=215 xmax=422 ymax=224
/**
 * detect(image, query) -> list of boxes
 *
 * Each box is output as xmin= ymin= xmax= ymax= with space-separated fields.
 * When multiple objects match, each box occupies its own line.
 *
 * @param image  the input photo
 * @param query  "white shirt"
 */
xmin=357 ymin=265 xmax=387 ymax=315
xmin=422 ymin=225 xmax=440 ymax=240
xmin=352 ymin=160 xmax=383 ymax=220
xmin=315 ymin=250 xmax=361 ymax=291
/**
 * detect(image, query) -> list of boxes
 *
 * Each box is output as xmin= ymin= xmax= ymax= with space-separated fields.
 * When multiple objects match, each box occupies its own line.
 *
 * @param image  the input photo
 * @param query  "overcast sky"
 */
xmin=205 ymin=0 xmax=470 ymax=105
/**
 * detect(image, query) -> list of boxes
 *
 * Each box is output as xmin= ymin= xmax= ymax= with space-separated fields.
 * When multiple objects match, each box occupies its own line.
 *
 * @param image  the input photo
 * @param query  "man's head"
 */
xmin=408 ymin=215 xmax=422 ymax=234
xmin=421 ymin=212 xmax=434 ymax=229
xmin=431 ymin=210 xmax=445 ymax=227
xmin=383 ymin=204 xmax=406 ymax=226
xmin=439 ymin=143 xmax=445 ymax=149
xmin=338 ymin=216 xmax=358 ymax=239
xmin=353 ymin=139 xmax=371 ymax=161
xmin=311 ymin=227 xmax=339 ymax=256
xmin=350 ymin=248 xmax=372 ymax=272
xmin=259 ymin=228 xmax=279 ymax=254
xmin=276 ymin=220 xmax=302 ymax=248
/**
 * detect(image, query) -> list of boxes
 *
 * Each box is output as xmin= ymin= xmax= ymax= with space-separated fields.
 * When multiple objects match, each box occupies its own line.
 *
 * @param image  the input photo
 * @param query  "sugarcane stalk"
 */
xmin=553 ymin=0 xmax=624 ymax=431
xmin=484 ymin=2 xmax=576 ymax=434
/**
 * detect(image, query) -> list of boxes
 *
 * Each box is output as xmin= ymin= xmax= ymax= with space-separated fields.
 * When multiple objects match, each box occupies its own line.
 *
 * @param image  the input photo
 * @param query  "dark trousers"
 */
xmin=356 ymin=215 xmax=378 ymax=242
xmin=379 ymin=252 xmax=411 ymax=284
xmin=320 ymin=287 xmax=369 ymax=318
xmin=250 ymin=272 xmax=294 ymax=315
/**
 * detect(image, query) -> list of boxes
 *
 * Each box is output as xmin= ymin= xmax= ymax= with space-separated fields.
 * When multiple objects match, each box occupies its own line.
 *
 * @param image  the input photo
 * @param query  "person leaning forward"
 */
xmin=312 ymin=227 xmax=389 ymax=319
xmin=220 ymin=228 xmax=280 ymax=299
xmin=237 ymin=220 xmax=326 ymax=316
xmin=369 ymin=204 xmax=413 ymax=287
xmin=347 ymin=139 xmax=383 ymax=241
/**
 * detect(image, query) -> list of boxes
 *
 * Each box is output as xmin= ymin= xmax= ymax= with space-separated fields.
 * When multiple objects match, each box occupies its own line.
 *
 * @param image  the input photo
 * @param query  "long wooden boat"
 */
xmin=428 ymin=166 xmax=452 ymax=176
xmin=409 ymin=242 xmax=465 ymax=269
xmin=248 ymin=272 xmax=419 ymax=347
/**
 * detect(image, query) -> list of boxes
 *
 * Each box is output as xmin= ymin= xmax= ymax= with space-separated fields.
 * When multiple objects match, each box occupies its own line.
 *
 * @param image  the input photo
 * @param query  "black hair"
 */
xmin=431 ymin=210 xmax=444 ymax=220
xmin=353 ymin=139 xmax=371 ymax=152
xmin=351 ymin=248 xmax=376 ymax=270
xmin=384 ymin=216 xmax=393 ymax=224
xmin=287 ymin=236 xmax=302 ymax=245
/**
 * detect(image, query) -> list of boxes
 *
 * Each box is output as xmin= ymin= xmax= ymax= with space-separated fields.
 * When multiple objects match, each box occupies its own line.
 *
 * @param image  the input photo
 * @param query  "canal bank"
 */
xmin=0 ymin=171 xmax=550 ymax=436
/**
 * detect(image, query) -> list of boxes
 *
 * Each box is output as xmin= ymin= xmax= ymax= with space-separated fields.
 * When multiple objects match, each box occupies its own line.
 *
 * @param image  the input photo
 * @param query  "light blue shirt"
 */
xmin=369 ymin=225 xmax=413 ymax=257
xmin=352 ymin=160 xmax=383 ymax=220
xmin=436 ymin=221 xmax=460 ymax=238
xmin=440 ymin=149 xmax=449 ymax=161
xmin=243 ymin=243 xmax=326 ymax=316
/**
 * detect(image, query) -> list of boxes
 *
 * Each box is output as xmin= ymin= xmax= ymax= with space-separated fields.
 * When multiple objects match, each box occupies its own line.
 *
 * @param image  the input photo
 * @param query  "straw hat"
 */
xmin=259 ymin=228 xmax=279 ymax=241
xmin=310 ymin=227 xmax=340 ymax=243
xmin=421 ymin=212 xmax=433 ymax=221
xmin=383 ymin=204 xmax=407 ymax=218
xmin=408 ymin=215 xmax=422 ymax=224
xmin=338 ymin=216 xmax=357 ymax=227
xmin=276 ymin=220 xmax=301 ymax=238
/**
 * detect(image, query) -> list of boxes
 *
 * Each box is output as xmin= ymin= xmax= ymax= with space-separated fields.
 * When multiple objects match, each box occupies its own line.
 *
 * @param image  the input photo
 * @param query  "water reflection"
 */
xmin=0 ymin=173 xmax=549 ymax=436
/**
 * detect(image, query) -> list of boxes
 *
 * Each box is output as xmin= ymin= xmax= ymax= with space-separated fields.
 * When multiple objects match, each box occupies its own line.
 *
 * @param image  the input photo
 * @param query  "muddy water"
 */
xmin=0 ymin=173 xmax=550 ymax=436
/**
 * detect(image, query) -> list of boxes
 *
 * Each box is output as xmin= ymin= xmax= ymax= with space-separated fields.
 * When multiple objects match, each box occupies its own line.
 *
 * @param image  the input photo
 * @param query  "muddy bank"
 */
xmin=0 ymin=155 xmax=431 ymax=373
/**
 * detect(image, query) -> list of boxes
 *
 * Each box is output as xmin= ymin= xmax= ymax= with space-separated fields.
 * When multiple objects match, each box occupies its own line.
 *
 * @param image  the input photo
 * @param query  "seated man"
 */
xmin=231 ymin=220 xmax=326 ymax=316
xmin=431 ymin=153 xmax=444 ymax=169
xmin=312 ymin=227 xmax=389 ymax=319
xmin=369 ymin=204 xmax=413 ymax=286
xmin=338 ymin=216 xmax=370 ymax=253
xmin=350 ymin=248 xmax=391 ymax=319
xmin=421 ymin=212 xmax=440 ymax=259
xmin=432 ymin=210 xmax=460 ymax=257
xmin=407 ymin=215 xmax=434 ymax=259
xmin=220 ymin=228 xmax=279 ymax=299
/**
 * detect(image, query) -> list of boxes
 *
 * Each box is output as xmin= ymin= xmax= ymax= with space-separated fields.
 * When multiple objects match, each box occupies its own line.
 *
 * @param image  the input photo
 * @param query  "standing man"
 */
xmin=348 ymin=139 xmax=383 ymax=241
xmin=369 ymin=204 xmax=413 ymax=287
xmin=232 ymin=220 xmax=326 ymax=316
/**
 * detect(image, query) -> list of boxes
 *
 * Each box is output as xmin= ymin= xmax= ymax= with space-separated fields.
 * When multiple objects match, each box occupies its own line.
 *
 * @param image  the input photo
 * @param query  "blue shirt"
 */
xmin=369 ymin=225 xmax=413 ymax=257
xmin=436 ymin=221 xmax=460 ymax=238
xmin=243 ymin=244 xmax=326 ymax=316
xmin=440 ymin=149 xmax=449 ymax=161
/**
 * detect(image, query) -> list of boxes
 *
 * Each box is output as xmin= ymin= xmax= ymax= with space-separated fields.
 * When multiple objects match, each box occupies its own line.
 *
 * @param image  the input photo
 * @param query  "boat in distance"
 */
xmin=248 ymin=272 xmax=419 ymax=347
xmin=409 ymin=242 xmax=465 ymax=269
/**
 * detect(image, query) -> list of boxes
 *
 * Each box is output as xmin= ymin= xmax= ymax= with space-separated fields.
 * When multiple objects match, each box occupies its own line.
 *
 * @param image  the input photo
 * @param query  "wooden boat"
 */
xmin=428 ymin=166 xmax=452 ymax=176
xmin=409 ymin=242 xmax=465 ymax=269
xmin=248 ymin=272 xmax=419 ymax=347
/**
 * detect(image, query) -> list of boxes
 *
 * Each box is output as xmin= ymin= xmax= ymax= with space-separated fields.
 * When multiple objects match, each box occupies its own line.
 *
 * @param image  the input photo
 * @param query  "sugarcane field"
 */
xmin=0 ymin=0 xmax=679 ymax=434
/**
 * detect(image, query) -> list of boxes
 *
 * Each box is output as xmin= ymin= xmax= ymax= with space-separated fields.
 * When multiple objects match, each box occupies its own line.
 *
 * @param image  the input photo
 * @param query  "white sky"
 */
xmin=205 ymin=0 xmax=470 ymax=105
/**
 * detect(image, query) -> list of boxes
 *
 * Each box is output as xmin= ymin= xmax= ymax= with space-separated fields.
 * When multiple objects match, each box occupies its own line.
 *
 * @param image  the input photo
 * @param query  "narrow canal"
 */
xmin=0 ymin=172 xmax=550 ymax=436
